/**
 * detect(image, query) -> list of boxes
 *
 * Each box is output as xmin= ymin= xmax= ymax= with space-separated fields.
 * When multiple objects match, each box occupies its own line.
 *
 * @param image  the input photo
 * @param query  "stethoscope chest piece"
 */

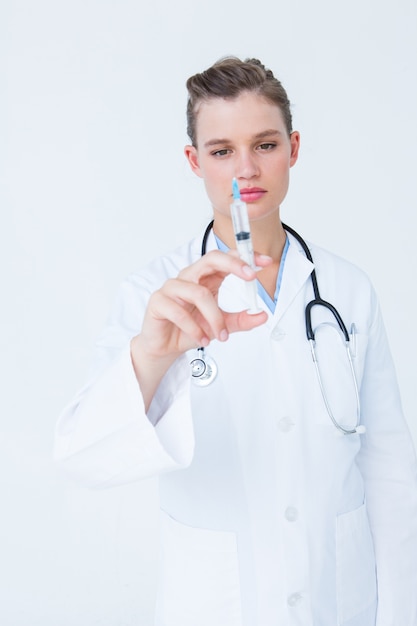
xmin=190 ymin=348 xmax=218 ymax=387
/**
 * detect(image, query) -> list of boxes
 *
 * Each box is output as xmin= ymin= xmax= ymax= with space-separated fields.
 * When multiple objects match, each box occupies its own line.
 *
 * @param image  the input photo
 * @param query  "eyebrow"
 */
xmin=203 ymin=129 xmax=283 ymax=149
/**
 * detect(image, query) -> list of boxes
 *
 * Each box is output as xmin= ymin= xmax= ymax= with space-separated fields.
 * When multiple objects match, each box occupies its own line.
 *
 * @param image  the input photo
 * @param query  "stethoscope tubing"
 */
xmin=195 ymin=220 xmax=364 ymax=435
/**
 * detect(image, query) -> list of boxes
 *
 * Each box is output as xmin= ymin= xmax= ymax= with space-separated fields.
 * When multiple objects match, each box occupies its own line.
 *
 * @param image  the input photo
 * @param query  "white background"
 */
xmin=1 ymin=0 xmax=416 ymax=623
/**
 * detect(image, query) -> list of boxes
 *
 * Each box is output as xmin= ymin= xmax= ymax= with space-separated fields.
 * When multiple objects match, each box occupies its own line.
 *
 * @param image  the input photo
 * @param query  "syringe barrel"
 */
xmin=231 ymin=198 xmax=250 ymax=237
xmin=230 ymin=196 xmax=260 ymax=313
xmin=231 ymin=199 xmax=255 ymax=269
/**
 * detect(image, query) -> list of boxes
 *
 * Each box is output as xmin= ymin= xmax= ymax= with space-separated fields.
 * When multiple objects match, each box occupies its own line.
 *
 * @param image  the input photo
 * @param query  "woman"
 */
xmin=55 ymin=57 xmax=417 ymax=626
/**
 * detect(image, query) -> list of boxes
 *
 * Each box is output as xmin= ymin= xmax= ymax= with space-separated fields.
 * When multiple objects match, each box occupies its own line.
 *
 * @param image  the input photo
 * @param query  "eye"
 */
xmin=211 ymin=148 xmax=231 ymax=157
xmin=257 ymin=142 xmax=277 ymax=151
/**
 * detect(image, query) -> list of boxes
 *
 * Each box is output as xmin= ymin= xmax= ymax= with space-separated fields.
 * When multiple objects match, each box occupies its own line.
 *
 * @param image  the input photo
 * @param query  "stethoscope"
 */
xmin=190 ymin=220 xmax=365 ymax=436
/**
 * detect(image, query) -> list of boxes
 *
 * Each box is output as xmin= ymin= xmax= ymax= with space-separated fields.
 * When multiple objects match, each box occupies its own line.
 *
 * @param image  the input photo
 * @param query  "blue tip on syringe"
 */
xmin=230 ymin=178 xmax=261 ymax=314
xmin=232 ymin=176 xmax=240 ymax=200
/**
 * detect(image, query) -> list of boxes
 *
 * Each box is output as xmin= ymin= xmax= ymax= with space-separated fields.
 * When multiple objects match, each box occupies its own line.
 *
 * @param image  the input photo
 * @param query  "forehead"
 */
xmin=194 ymin=91 xmax=286 ymax=145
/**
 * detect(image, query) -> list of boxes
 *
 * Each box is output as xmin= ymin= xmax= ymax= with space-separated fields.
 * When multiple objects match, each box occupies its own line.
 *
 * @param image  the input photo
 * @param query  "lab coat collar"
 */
xmin=273 ymin=231 xmax=315 ymax=323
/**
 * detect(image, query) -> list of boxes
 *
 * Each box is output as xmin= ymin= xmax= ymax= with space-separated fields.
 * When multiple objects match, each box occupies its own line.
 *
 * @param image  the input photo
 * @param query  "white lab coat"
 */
xmin=55 ymin=230 xmax=417 ymax=626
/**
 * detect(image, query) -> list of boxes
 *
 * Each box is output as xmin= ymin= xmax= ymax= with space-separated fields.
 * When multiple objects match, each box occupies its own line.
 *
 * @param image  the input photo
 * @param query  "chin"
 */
xmin=248 ymin=205 xmax=281 ymax=222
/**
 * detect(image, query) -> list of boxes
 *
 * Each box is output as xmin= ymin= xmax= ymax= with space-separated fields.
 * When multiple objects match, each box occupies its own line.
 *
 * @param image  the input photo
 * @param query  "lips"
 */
xmin=239 ymin=187 xmax=266 ymax=202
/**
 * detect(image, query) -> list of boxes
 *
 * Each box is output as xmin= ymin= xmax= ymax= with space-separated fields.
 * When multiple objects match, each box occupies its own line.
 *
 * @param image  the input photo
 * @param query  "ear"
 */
xmin=289 ymin=131 xmax=300 ymax=167
xmin=184 ymin=145 xmax=203 ymax=178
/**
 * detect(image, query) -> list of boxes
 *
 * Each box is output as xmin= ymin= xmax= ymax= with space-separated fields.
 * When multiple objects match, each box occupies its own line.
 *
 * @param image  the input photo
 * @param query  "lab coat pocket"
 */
xmin=156 ymin=510 xmax=242 ymax=626
xmin=336 ymin=502 xmax=377 ymax=625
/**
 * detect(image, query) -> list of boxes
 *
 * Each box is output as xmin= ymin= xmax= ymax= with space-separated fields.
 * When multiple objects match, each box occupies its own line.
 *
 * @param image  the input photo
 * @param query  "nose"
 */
xmin=235 ymin=150 xmax=259 ymax=180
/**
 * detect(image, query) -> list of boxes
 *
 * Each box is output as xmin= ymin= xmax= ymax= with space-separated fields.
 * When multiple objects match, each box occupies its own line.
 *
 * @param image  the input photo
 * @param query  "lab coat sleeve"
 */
xmin=54 ymin=267 xmax=195 ymax=488
xmin=357 ymin=290 xmax=417 ymax=625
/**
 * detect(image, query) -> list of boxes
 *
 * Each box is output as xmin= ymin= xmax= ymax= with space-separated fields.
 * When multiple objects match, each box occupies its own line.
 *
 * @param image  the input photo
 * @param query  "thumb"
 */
xmin=224 ymin=309 xmax=268 ymax=334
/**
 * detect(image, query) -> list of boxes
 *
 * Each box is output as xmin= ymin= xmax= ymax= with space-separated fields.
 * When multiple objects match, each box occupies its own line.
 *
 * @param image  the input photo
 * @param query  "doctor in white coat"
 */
xmin=55 ymin=57 xmax=417 ymax=626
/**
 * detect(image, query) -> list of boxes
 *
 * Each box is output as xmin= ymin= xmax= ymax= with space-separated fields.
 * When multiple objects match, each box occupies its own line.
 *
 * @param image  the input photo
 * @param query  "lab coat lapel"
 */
xmin=272 ymin=232 xmax=315 ymax=324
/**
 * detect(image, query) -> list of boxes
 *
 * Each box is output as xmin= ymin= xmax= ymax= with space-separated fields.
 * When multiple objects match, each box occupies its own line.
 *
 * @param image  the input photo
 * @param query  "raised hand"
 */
xmin=130 ymin=249 xmax=272 ymax=409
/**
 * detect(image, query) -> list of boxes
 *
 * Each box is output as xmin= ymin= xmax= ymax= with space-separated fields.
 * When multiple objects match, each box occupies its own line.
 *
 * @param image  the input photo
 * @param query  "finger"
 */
xmin=228 ymin=249 xmax=273 ymax=271
xmin=223 ymin=309 xmax=268 ymax=334
xmin=157 ymin=279 xmax=229 ymax=342
xmin=253 ymin=252 xmax=274 ymax=270
xmin=147 ymin=290 xmax=211 ymax=348
xmin=179 ymin=250 xmax=259 ymax=284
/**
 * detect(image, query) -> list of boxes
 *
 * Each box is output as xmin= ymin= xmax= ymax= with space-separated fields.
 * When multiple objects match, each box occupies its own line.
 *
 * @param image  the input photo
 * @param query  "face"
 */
xmin=184 ymin=91 xmax=300 ymax=225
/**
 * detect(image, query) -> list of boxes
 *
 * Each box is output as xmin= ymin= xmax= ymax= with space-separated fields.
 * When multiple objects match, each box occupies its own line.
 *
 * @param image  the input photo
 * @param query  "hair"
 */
xmin=186 ymin=56 xmax=293 ymax=147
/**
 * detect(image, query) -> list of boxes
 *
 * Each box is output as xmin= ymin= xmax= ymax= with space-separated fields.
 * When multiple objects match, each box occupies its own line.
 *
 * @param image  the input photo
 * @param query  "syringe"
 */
xmin=230 ymin=177 xmax=261 ymax=314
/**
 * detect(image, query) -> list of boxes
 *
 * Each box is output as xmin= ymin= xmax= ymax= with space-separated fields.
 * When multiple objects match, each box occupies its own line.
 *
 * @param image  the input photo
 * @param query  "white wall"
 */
xmin=1 ymin=0 xmax=416 ymax=623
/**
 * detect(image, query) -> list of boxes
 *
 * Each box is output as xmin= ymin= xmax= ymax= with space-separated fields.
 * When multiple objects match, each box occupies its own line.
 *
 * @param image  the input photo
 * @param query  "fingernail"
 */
xmin=219 ymin=329 xmax=228 ymax=342
xmin=242 ymin=265 xmax=255 ymax=277
xmin=258 ymin=254 xmax=273 ymax=261
xmin=200 ymin=336 xmax=210 ymax=347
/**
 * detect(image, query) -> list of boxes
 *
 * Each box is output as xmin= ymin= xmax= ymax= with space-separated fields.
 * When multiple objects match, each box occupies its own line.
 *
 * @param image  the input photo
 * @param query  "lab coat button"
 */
xmin=284 ymin=506 xmax=299 ymax=522
xmin=271 ymin=326 xmax=286 ymax=341
xmin=276 ymin=416 xmax=295 ymax=433
xmin=287 ymin=592 xmax=303 ymax=607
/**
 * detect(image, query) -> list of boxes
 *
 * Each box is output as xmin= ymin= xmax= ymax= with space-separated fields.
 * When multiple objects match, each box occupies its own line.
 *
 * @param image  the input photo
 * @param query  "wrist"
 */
xmin=130 ymin=335 xmax=179 ymax=412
